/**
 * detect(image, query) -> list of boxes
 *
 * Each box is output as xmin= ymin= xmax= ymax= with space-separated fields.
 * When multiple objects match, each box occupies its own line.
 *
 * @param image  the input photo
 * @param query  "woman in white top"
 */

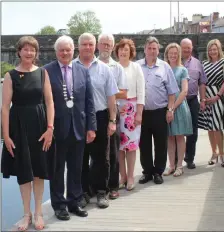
xmin=114 ymin=39 xmax=145 ymax=190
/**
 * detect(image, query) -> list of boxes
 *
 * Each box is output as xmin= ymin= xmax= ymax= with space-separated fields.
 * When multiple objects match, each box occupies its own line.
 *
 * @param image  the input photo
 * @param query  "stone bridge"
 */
xmin=1 ymin=33 xmax=224 ymax=66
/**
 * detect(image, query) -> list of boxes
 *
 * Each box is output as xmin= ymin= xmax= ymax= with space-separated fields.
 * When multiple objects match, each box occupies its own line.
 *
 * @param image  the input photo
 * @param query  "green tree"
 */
xmin=36 ymin=25 xmax=57 ymax=35
xmin=67 ymin=10 xmax=102 ymax=35
xmin=1 ymin=62 xmax=15 ymax=78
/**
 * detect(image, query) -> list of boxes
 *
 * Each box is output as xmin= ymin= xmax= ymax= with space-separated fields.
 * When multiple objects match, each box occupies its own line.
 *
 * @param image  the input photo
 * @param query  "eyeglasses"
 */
xmin=100 ymin=42 xmax=113 ymax=48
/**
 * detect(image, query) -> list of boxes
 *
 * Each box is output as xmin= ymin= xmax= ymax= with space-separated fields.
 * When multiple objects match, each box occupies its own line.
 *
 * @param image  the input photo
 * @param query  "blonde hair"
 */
xmin=164 ymin=43 xmax=182 ymax=66
xmin=206 ymin=39 xmax=224 ymax=62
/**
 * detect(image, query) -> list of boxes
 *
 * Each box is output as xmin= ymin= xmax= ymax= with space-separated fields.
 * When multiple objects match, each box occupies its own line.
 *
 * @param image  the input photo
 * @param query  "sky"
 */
xmin=2 ymin=1 xmax=224 ymax=35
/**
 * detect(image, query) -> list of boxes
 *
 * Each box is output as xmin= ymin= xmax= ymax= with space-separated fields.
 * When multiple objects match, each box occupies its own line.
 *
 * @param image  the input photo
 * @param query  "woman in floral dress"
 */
xmin=114 ymin=39 xmax=145 ymax=190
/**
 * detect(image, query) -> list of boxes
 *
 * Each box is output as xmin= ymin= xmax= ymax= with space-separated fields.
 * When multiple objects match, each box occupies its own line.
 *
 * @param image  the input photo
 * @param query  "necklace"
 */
xmin=62 ymin=66 xmax=74 ymax=108
xmin=63 ymin=82 xmax=74 ymax=108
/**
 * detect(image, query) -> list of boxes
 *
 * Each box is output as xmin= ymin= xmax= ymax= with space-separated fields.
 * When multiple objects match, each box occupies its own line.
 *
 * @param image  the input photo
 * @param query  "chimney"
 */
xmin=212 ymin=12 xmax=219 ymax=21
xmin=192 ymin=14 xmax=202 ymax=23
xmin=183 ymin=17 xmax=188 ymax=25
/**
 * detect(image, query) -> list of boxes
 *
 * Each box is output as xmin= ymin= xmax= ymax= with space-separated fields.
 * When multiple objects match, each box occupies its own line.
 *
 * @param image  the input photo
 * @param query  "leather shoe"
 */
xmin=55 ymin=209 xmax=70 ymax=221
xmin=138 ymin=174 xmax=153 ymax=184
xmin=69 ymin=206 xmax=88 ymax=217
xmin=153 ymin=173 xmax=164 ymax=184
xmin=186 ymin=162 xmax=196 ymax=169
xmin=78 ymin=192 xmax=91 ymax=208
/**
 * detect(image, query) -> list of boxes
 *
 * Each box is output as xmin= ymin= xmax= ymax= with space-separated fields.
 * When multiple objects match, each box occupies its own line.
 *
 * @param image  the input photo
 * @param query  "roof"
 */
xmin=213 ymin=18 xmax=224 ymax=27
xmin=162 ymin=27 xmax=175 ymax=34
xmin=137 ymin=29 xmax=163 ymax=34
xmin=190 ymin=15 xmax=211 ymax=25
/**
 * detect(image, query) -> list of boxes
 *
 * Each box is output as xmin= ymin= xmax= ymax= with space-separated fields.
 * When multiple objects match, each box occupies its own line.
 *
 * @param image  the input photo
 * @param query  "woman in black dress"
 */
xmin=1 ymin=36 xmax=55 ymax=230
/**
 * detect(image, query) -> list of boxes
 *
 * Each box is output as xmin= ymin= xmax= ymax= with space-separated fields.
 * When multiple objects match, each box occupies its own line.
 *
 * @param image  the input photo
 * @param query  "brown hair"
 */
xmin=16 ymin=36 xmax=39 ymax=62
xmin=144 ymin=36 xmax=160 ymax=48
xmin=114 ymin=38 xmax=136 ymax=60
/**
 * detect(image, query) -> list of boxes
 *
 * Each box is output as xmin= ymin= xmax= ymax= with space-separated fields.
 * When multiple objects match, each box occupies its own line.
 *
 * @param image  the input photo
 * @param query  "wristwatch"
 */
xmin=109 ymin=119 xmax=116 ymax=124
xmin=200 ymin=98 xmax=206 ymax=102
xmin=167 ymin=107 xmax=174 ymax=112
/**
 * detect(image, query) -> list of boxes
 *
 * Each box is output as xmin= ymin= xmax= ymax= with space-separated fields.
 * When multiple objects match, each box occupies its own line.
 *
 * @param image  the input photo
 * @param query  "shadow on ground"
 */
xmin=196 ymin=164 xmax=224 ymax=231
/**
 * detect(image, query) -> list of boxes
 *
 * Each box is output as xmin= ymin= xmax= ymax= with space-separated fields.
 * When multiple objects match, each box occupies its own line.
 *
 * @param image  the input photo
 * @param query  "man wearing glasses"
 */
xmin=97 ymin=33 xmax=128 ymax=200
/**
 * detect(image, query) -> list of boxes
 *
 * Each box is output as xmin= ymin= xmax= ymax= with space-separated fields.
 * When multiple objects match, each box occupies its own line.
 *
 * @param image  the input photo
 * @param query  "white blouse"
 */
xmin=123 ymin=61 xmax=145 ymax=105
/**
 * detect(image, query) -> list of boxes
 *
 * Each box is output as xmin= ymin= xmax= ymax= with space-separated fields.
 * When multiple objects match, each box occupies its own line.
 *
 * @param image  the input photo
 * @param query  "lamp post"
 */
xmin=170 ymin=1 xmax=172 ymax=34
xmin=177 ymin=1 xmax=180 ymax=34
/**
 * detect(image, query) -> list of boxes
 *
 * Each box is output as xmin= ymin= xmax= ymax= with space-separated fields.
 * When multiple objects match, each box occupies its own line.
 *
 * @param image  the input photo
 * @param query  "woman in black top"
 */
xmin=1 ymin=36 xmax=55 ymax=230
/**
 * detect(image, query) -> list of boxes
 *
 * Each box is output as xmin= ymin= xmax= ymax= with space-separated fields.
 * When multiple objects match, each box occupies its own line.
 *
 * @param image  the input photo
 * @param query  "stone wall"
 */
xmin=1 ymin=33 xmax=224 ymax=66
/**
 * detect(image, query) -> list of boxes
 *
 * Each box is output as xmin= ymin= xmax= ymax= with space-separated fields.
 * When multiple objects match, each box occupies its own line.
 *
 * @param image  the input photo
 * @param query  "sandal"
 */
xmin=126 ymin=178 xmax=135 ymax=191
xmin=119 ymin=180 xmax=127 ymax=189
xmin=126 ymin=183 xmax=135 ymax=191
xmin=34 ymin=213 xmax=45 ymax=230
xmin=17 ymin=213 xmax=32 ymax=231
xmin=163 ymin=167 xmax=175 ymax=176
xmin=173 ymin=167 xmax=184 ymax=177
xmin=208 ymin=154 xmax=218 ymax=165
xmin=119 ymin=177 xmax=127 ymax=189
xmin=218 ymin=155 xmax=224 ymax=167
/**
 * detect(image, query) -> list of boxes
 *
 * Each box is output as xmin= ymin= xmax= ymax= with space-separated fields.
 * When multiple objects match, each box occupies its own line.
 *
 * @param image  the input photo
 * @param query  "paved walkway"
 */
xmin=11 ymin=131 xmax=224 ymax=231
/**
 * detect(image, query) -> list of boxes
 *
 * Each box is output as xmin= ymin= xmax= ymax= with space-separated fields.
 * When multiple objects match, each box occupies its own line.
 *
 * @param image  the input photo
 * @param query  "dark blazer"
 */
xmin=44 ymin=60 xmax=96 ymax=141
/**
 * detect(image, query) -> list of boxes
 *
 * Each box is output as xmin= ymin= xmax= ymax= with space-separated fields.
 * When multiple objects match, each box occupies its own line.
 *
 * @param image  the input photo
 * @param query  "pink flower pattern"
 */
xmin=124 ymin=141 xmax=139 ymax=152
xmin=119 ymin=99 xmax=141 ymax=152
xmin=124 ymin=116 xmax=135 ymax=132
xmin=120 ymin=132 xmax=130 ymax=145
xmin=125 ymin=103 xmax=135 ymax=115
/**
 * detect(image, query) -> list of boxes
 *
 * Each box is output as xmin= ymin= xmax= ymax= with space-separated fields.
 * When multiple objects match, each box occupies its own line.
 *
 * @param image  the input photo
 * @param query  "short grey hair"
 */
xmin=98 ymin=33 xmax=115 ymax=46
xmin=145 ymin=36 xmax=160 ymax=48
xmin=180 ymin=38 xmax=193 ymax=46
xmin=54 ymin=35 xmax=74 ymax=51
xmin=78 ymin=33 xmax=96 ymax=46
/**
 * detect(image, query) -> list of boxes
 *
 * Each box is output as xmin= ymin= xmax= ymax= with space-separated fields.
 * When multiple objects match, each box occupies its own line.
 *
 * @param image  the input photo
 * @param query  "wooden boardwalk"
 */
xmin=11 ymin=131 xmax=224 ymax=231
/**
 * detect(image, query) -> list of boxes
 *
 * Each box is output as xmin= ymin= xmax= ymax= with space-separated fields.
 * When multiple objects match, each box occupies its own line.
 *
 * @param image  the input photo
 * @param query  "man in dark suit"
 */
xmin=44 ymin=35 xmax=96 ymax=221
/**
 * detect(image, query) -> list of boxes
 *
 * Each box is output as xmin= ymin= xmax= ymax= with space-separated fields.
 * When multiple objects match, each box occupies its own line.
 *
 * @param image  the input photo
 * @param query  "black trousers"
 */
xmin=108 ymin=108 xmax=120 ymax=191
xmin=139 ymin=108 xmax=168 ymax=176
xmin=50 ymin=126 xmax=85 ymax=211
xmin=82 ymin=109 xmax=110 ymax=194
xmin=185 ymin=96 xmax=199 ymax=163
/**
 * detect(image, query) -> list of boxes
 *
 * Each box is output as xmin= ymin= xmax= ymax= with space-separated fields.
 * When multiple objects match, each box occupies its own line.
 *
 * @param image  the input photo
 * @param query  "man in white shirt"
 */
xmin=97 ymin=33 xmax=128 ymax=199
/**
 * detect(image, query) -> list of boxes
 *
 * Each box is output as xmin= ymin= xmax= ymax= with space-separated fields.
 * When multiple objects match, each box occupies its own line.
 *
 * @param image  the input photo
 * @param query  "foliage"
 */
xmin=36 ymin=25 xmax=57 ymax=35
xmin=67 ymin=10 xmax=102 ymax=35
xmin=1 ymin=62 xmax=15 ymax=78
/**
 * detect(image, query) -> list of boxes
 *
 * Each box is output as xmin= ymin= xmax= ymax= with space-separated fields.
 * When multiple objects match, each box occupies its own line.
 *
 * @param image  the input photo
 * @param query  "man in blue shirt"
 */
xmin=137 ymin=36 xmax=179 ymax=185
xmin=75 ymin=33 xmax=119 ymax=209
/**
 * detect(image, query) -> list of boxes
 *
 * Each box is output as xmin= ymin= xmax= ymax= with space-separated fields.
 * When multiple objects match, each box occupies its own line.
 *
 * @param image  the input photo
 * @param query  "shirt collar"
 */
xmin=97 ymin=56 xmax=116 ymax=67
xmin=75 ymin=56 xmax=98 ymax=66
xmin=108 ymin=57 xmax=117 ymax=67
xmin=154 ymin=58 xmax=161 ymax=67
xmin=182 ymin=56 xmax=192 ymax=65
xmin=58 ymin=61 xmax=72 ymax=68
xmin=141 ymin=57 xmax=161 ymax=68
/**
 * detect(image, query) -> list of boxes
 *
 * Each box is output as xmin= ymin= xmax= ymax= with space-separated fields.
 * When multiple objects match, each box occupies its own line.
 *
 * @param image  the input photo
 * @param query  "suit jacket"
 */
xmin=44 ymin=60 xmax=96 ymax=141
